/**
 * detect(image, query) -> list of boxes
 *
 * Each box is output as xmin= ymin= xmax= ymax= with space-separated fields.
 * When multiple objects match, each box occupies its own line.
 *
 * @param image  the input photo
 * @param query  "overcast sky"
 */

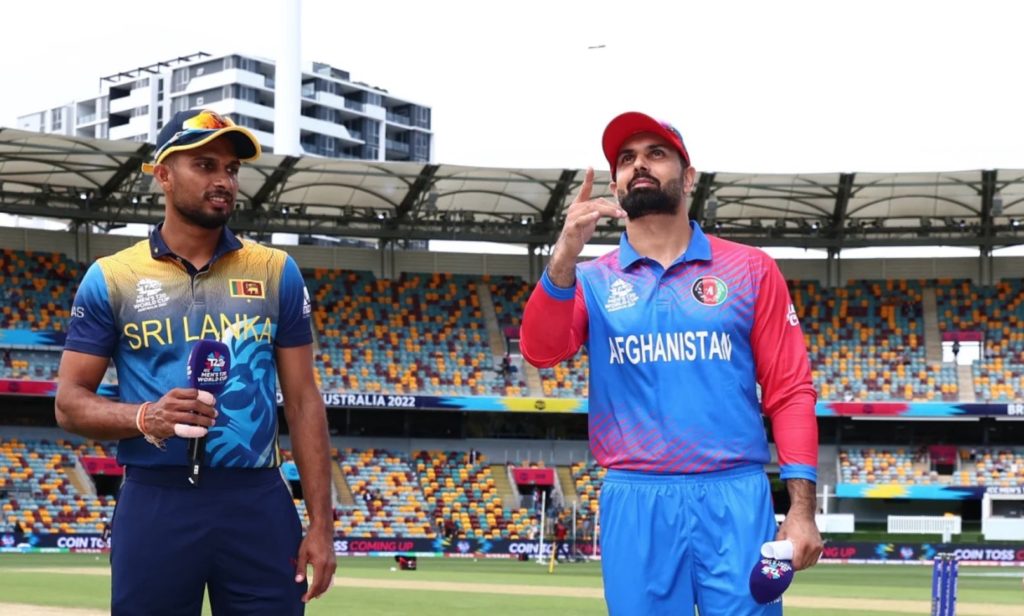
xmin=2 ymin=0 xmax=1023 ymax=175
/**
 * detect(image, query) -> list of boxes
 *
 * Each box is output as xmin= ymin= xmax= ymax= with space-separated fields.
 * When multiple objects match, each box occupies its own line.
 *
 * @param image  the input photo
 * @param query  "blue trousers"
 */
xmin=600 ymin=465 xmax=783 ymax=615
xmin=111 ymin=466 xmax=306 ymax=616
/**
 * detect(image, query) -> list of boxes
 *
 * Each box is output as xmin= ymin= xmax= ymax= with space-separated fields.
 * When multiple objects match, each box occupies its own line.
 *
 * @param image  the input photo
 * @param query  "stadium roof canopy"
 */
xmin=1 ymin=127 xmax=1023 ymax=250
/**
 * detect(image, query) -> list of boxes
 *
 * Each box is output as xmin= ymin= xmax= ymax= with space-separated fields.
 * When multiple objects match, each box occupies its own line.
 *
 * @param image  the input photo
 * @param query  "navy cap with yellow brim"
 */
xmin=141 ymin=109 xmax=261 ymax=174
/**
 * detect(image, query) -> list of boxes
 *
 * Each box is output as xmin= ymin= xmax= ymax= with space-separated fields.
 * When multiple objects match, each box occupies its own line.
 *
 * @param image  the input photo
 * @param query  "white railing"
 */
xmin=775 ymin=513 xmax=855 ymax=533
xmin=887 ymin=515 xmax=962 ymax=542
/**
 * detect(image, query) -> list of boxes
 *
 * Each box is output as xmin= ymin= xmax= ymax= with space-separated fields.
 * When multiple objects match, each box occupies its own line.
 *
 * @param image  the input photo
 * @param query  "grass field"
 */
xmin=1 ymin=553 xmax=1023 ymax=615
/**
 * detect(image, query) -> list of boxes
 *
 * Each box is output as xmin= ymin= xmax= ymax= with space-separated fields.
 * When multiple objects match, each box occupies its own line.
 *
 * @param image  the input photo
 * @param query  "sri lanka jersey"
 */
xmin=521 ymin=222 xmax=818 ymax=481
xmin=64 ymin=225 xmax=313 ymax=469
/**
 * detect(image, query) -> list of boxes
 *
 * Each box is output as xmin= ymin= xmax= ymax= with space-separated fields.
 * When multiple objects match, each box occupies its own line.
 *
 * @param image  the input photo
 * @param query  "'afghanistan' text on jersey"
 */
xmin=522 ymin=222 xmax=818 ymax=480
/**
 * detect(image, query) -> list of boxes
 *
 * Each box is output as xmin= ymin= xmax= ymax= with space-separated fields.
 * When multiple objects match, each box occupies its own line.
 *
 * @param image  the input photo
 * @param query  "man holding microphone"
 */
xmin=56 ymin=109 xmax=335 ymax=615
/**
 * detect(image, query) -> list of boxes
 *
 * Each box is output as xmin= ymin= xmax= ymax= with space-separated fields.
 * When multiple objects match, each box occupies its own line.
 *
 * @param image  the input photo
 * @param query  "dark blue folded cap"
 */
xmin=749 ymin=557 xmax=794 ymax=604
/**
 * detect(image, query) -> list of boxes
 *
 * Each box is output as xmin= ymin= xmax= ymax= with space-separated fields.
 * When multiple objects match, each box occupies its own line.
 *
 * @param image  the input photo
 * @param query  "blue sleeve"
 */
xmin=539 ymin=268 xmax=577 ymax=300
xmin=64 ymin=262 xmax=117 ymax=357
xmin=779 ymin=463 xmax=817 ymax=483
xmin=276 ymin=256 xmax=313 ymax=348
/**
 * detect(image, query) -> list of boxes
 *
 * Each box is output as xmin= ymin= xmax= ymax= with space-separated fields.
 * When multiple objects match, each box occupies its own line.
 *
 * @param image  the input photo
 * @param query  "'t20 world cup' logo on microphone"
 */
xmin=198 ymin=351 xmax=228 ymax=387
xmin=184 ymin=349 xmax=229 ymax=390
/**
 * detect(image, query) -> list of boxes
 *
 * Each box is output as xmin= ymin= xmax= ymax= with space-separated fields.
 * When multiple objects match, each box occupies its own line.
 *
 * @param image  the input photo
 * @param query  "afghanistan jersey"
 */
xmin=64 ymin=225 xmax=312 ymax=468
xmin=522 ymin=222 xmax=818 ymax=481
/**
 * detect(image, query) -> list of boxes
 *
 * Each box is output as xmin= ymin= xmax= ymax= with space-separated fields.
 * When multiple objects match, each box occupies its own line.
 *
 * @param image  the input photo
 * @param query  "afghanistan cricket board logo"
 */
xmin=691 ymin=276 xmax=728 ymax=306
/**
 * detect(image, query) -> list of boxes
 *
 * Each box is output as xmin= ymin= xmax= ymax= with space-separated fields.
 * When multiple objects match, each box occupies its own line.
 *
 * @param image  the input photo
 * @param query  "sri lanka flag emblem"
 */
xmin=229 ymin=279 xmax=265 ymax=299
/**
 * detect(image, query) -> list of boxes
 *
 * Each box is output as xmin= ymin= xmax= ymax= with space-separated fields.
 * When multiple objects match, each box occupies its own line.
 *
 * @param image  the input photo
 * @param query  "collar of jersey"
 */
xmin=148 ymin=223 xmax=243 ymax=262
xmin=618 ymin=220 xmax=711 ymax=269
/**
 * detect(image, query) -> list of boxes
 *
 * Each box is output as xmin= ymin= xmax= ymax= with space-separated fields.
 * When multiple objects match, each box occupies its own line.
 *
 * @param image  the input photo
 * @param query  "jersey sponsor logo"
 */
xmin=229 ymin=279 xmax=265 ymax=299
xmin=691 ymin=276 xmax=728 ymax=306
xmin=302 ymin=286 xmax=312 ymax=317
xmin=70 ymin=306 xmax=85 ymax=319
xmin=134 ymin=278 xmax=171 ymax=313
xmin=604 ymin=278 xmax=639 ymax=312
xmin=786 ymin=303 xmax=800 ymax=327
xmin=608 ymin=330 xmax=733 ymax=365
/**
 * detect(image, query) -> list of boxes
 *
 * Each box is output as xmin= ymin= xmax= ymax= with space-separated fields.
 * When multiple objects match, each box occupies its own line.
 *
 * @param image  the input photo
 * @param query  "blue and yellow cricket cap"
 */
xmin=142 ymin=109 xmax=261 ymax=174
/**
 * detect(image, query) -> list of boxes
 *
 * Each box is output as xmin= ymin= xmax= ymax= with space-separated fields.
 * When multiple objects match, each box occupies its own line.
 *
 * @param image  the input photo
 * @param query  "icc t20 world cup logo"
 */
xmin=199 ymin=351 xmax=228 ymax=387
xmin=205 ymin=351 xmax=226 ymax=374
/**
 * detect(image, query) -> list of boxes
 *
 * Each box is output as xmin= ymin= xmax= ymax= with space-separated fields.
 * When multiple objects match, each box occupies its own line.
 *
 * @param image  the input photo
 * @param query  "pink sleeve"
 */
xmin=750 ymin=255 xmax=818 ymax=479
xmin=520 ymin=272 xmax=589 ymax=369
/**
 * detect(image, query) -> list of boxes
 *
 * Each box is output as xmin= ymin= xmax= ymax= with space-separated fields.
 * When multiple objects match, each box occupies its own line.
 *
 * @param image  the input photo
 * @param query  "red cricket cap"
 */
xmin=602 ymin=111 xmax=690 ymax=179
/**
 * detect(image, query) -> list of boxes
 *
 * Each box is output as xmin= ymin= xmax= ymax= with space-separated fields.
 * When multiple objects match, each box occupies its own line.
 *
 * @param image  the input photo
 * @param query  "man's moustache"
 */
xmin=629 ymin=176 xmax=660 ymax=190
xmin=205 ymin=191 xmax=234 ymax=202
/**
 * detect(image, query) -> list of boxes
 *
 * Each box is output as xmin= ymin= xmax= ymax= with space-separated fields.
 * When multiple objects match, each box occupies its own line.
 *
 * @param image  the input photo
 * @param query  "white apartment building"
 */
xmin=17 ymin=52 xmax=432 ymax=162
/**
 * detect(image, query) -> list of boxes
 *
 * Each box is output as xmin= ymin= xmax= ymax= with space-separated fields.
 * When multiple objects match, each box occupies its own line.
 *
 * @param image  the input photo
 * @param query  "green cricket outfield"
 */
xmin=0 ymin=553 xmax=1021 ymax=615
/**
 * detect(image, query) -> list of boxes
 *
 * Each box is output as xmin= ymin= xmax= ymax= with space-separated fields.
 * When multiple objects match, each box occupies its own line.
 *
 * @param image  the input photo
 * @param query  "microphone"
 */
xmin=749 ymin=540 xmax=795 ymax=605
xmin=185 ymin=339 xmax=231 ymax=487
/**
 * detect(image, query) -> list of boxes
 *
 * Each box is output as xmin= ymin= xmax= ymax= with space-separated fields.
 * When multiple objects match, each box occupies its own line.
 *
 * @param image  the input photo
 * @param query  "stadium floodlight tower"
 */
xmin=274 ymin=0 xmax=302 ymax=157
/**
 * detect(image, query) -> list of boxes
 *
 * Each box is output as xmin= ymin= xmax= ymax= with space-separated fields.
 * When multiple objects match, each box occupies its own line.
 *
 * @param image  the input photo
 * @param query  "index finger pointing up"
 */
xmin=574 ymin=167 xmax=595 ymax=203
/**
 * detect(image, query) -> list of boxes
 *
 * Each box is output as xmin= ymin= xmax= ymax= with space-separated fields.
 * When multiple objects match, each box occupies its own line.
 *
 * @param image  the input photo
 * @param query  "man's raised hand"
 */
xmin=547 ymin=168 xmax=625 ymax=287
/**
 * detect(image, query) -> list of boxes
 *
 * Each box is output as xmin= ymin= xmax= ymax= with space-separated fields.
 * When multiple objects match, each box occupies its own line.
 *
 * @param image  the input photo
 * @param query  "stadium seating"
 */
xmin=414 ymin=450 xmax=535 ymax=539
xmin=308 ymin=270 xmax=522 ymax=396
xmin=571 ymin=461 xmax=605 ymax=516
xmin=0 ymin=249 xmax=119 ymax=383
xmin=1 ymin=349 xmax=61 ymax=380
xmin=952 ymin=448 xmax=1024 ymax=488
xmin=67 ymin=439 xmax=118 ymax=460
xmin=793 ymin=279 xmax=958 ymax=401
xmin=935 ymin=278 xmax=1024 ymax=402
xmin=0 ymin=438 xmax=115 ymax=535
xmin=488 ymin=275 xmax=529 ymax=336
xmin=539 ymin=354 xmax=589 ymax=398
xmin=837 ymin=447 xmax=935 ymax=485
xmin=1 ymin=256 xmax=1020 ymax=406
xmin=0 ymin=348 xmax=116 ymax=384
xmin=0 ymin=250 xmax=82 ymax=331
xmin=488 ymin=273 xmax=589 ymax=397
xmin=838 ymin=446 xmax=1024 ymax=489
xmin=335 ymin=449 xmax=431 ymax=538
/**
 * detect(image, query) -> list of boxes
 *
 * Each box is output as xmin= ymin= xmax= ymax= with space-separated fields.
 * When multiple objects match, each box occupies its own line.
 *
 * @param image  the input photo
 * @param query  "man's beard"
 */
xmin=173 ymin=195 xmax=233 ymax=230
xmin=619 ymin=175 xmax=684 ymax=220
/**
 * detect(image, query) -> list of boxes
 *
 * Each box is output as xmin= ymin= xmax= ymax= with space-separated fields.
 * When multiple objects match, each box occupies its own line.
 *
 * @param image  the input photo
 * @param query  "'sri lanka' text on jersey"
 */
xmin=121 ymin=313 xmax=274 ymax=350
xmin=64 ymin=226 xmax=312 ymax=469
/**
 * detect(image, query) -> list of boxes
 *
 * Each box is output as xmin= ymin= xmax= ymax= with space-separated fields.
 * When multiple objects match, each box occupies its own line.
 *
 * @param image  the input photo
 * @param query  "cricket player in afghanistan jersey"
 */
xmin=521 ymin=112 xmax=822 ymax=615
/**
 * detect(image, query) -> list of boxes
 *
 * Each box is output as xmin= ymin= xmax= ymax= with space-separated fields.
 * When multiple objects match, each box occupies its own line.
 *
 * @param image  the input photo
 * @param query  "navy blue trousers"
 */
xmin=111 ymin=467 xmax=306 ymax=616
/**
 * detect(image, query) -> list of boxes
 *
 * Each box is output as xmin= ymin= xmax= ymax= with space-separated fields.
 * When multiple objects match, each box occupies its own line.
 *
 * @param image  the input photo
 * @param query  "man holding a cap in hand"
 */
xmin=521 ymin=111 xmax=822 ymax=614
xmin=56 ymin=109 xmax=335 ymax=614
